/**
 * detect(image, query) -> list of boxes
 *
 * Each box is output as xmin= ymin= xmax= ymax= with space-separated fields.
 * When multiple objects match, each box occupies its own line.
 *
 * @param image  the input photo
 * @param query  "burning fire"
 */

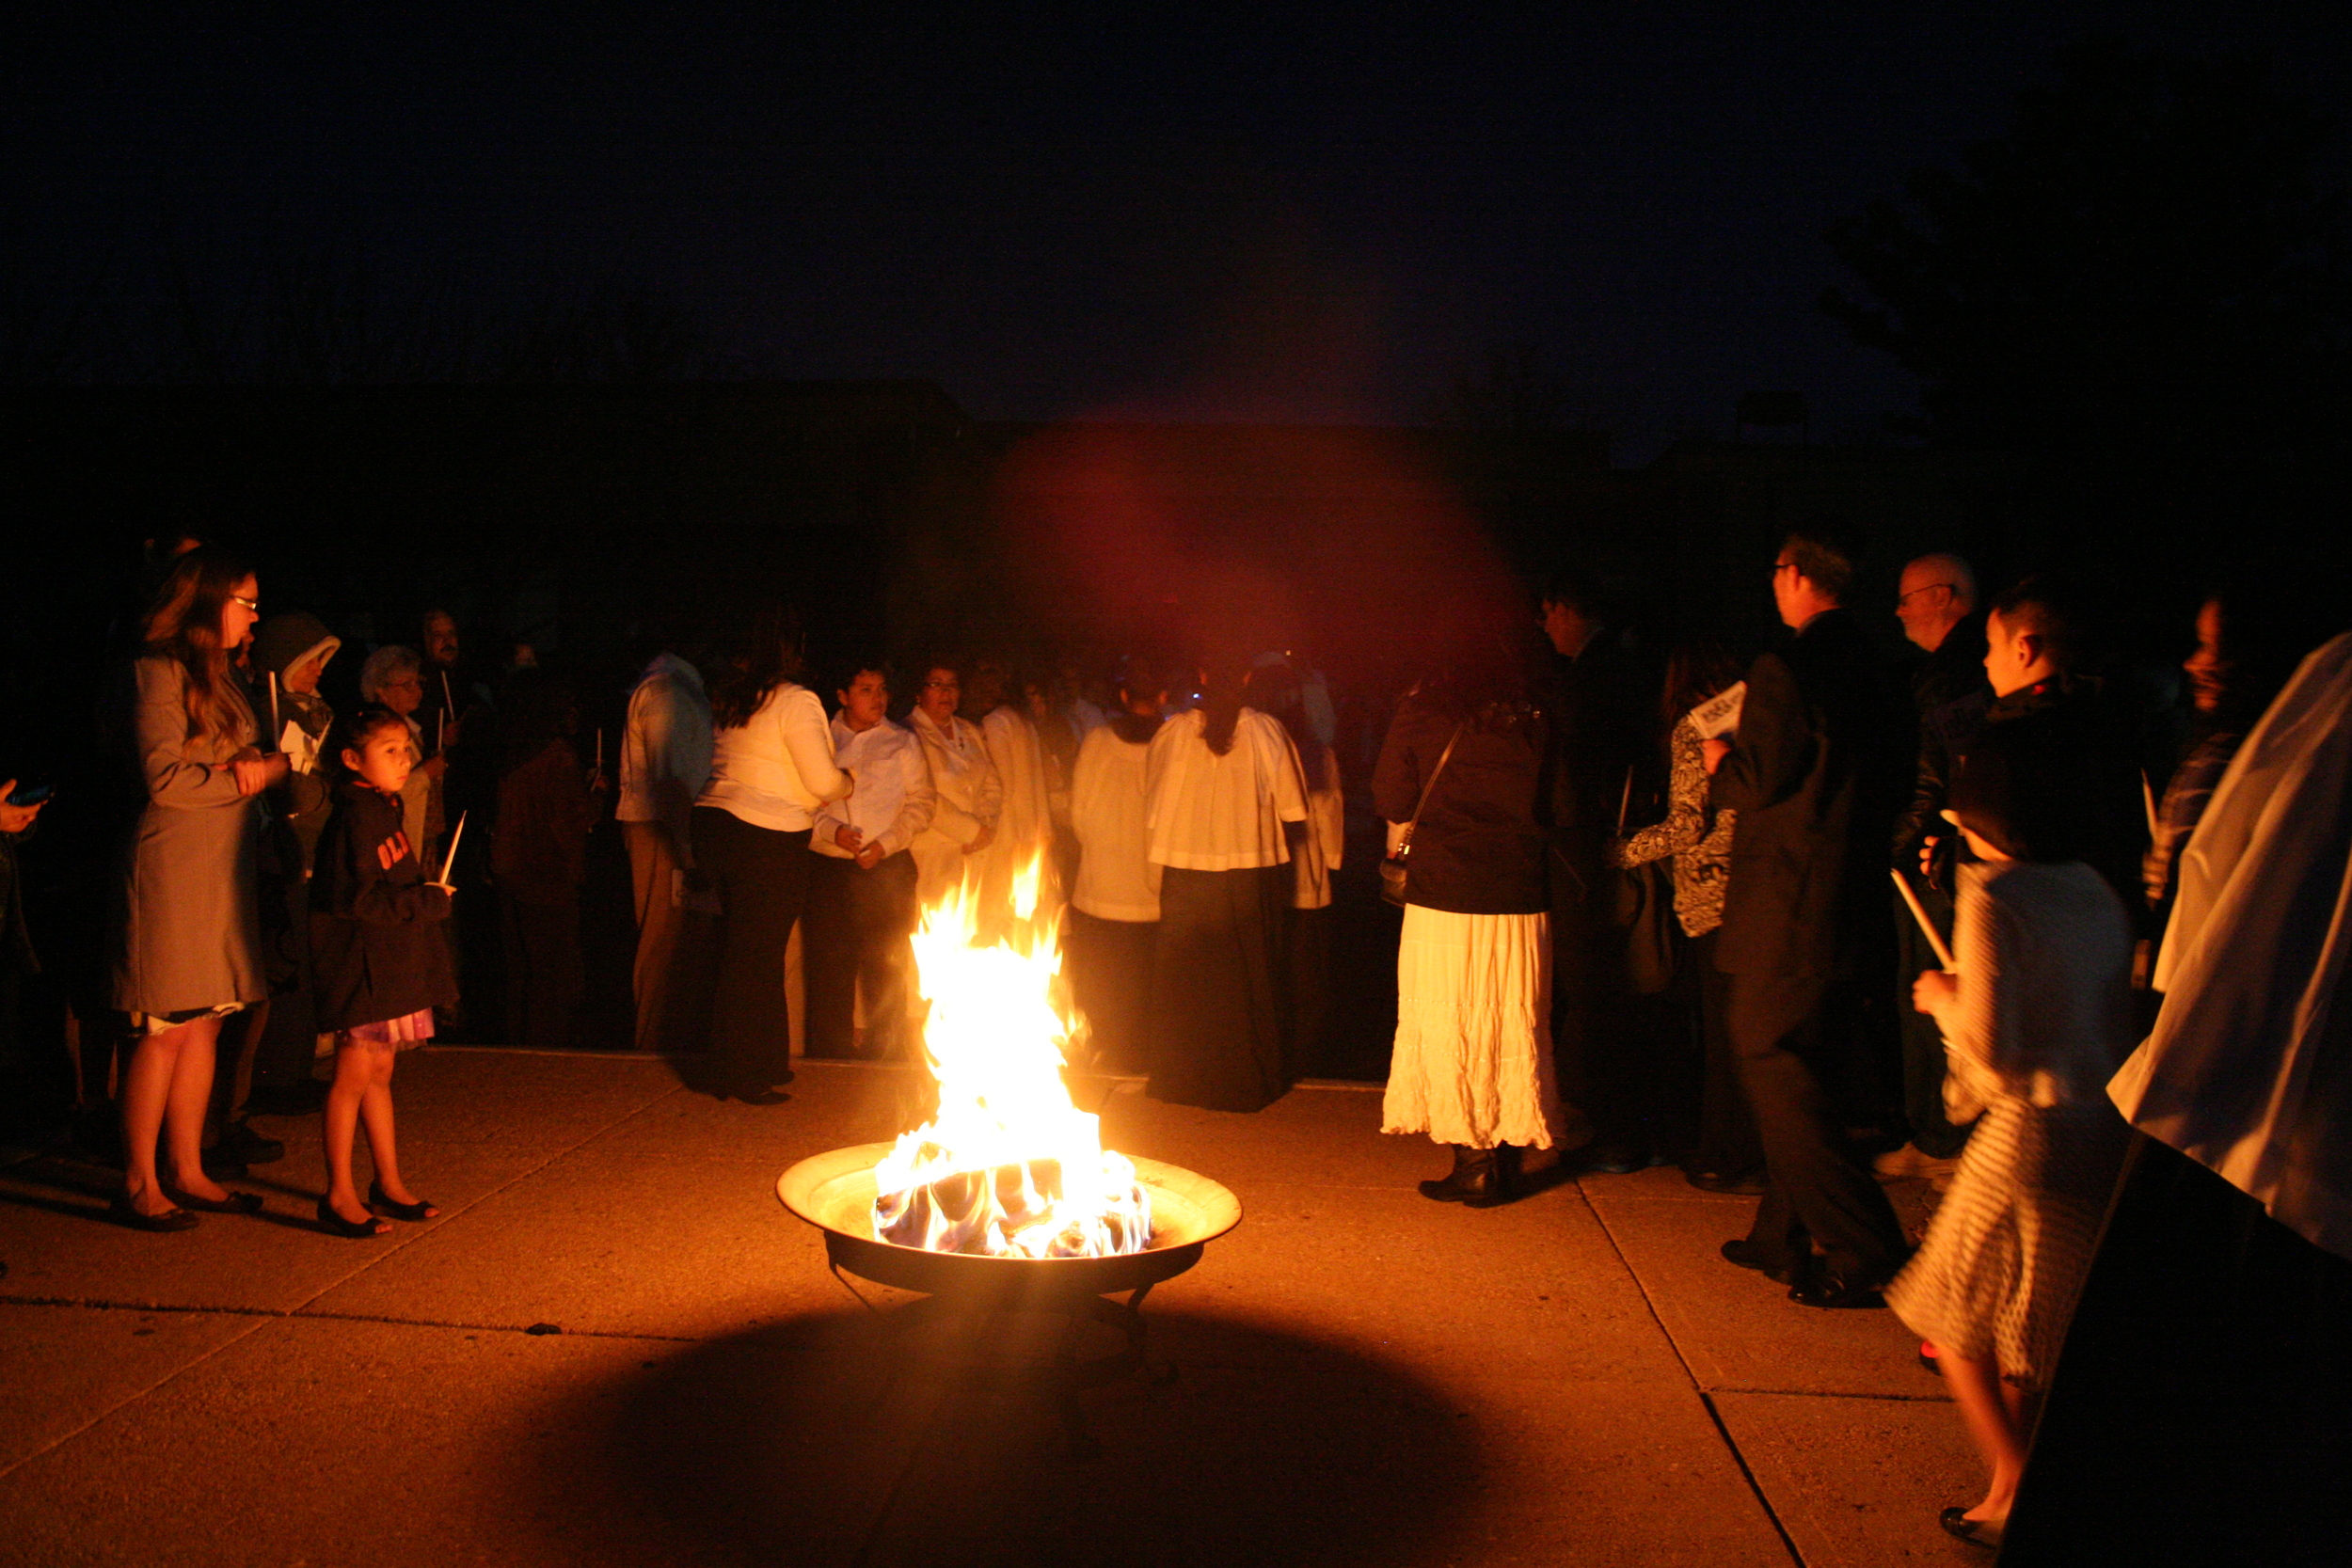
xmin=870 ymin=853 xmax=1152 ymax=1259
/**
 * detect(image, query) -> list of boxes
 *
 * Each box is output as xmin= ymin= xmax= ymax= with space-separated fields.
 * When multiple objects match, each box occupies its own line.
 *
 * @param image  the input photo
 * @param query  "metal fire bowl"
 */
xmin=777 ymin=1142 xmax=1242 ymax=1305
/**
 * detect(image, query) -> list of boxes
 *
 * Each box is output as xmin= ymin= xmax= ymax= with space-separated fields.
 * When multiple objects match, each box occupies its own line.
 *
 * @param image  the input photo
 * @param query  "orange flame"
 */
xmin=869 ymin=853 xmax=1152 ymax=1258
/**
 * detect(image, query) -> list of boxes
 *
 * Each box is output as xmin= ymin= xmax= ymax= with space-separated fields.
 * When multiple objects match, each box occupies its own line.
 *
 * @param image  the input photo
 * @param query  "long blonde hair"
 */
xmin=140 ymin=546 xmax=256 ymax=752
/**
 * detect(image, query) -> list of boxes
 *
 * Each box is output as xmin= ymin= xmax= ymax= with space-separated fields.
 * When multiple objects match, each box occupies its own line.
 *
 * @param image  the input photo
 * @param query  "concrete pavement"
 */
xmin=0 ymin=1052 xmax=1977 ymax=1566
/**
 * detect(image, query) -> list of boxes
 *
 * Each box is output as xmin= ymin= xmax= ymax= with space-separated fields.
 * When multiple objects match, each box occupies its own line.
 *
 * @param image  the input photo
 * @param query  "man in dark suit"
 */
xmin=1539 ymin=567 xmax=1659 ymax=1172
xmin=1704 ymin=528 xmax=1910 ymax=1307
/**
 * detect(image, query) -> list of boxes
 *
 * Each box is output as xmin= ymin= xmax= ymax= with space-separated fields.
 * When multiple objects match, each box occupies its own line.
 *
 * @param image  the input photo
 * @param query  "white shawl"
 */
xmin=2109 ymin=632 xmax=2352 ymax=1261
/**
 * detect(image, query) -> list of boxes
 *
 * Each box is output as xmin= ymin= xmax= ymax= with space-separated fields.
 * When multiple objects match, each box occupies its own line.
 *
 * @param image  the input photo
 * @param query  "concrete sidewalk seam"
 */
xmin=0 ymin=1293 xmax=705 ymax=1342
xmin=0 ymin=1078 xmax=691 ymax=1486
xmin=1707 ymin=1385 xmax=1953 ymax=1404
xmin=1572 ymin=1179 xmax=1808 ymax=1568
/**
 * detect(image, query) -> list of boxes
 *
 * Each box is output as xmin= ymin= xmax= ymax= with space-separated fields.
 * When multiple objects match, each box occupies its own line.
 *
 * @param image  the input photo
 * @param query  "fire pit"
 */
xmin=774 ymin=858 xmax=1242 ymax=1455
xmin=778 ymin=1142 xmax=1240 ymax=1456
xmin=778 ymin=1141 xmax=1241 ymax=1304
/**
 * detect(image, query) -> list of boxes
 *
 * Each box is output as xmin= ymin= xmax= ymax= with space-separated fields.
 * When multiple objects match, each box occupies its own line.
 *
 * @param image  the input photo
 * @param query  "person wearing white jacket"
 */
xmin=1069 ymin=662 xmax=1168 ymax=1072
xmin=906 ymin=662 xmax=1003 ymax=913
xmin=1142 ymin=657 xmax=1308 ymax=1111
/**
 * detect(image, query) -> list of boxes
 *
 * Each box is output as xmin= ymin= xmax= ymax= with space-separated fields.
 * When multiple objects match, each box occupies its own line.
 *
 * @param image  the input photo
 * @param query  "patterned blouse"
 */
xmin=1608 ymin=717 xmax=1736 ymax=937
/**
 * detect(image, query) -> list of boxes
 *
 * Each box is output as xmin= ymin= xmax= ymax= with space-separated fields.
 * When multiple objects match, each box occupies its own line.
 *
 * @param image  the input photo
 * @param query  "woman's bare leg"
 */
xmin=322 ymin=1039 xmax=376 ymax=1224
xmin=1940 ymin=1351 xmax=2028 ymax=1521
xmin=119 ymin=1026 xmax=184 ymax=1214
xmin=357 ymin=1048 xmax=434 ymax=1214
xmin=163 ymin=1015 xmax=228 ymax=1202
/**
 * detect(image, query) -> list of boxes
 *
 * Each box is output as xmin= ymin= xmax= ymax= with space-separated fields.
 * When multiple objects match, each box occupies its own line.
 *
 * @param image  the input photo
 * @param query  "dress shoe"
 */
xmin=1719 ymin=1238 xmax=1800 ymax=1284
xmin=214 ymin=1121 xmax=286 ymax=1165
xmin=109 ymin=1194 xmax=199 ymax=1232
xmin=1566 ymin=1141 xmax=1655 ymax=1177
xmin=1419 ymin=1146 xmax=1509 ymax=1207
xmin=723 ymin=1086 xmax=792 ymax=1106
xmin=1685 ymin=1165 xmax=1766 ymax=1196
xmin=1938 ymin=1506 xmax=2003 ymax=1549
xmin=368 ymin=1180 xmax=438 ymax=1222
xmin=1788 ymin=1272 xmax=1887 ymax=1309
xmin=315 ymin=1196 xmax=391 ymax=1239
xmin=167 ymin=1186 xmax=263 ymax=1215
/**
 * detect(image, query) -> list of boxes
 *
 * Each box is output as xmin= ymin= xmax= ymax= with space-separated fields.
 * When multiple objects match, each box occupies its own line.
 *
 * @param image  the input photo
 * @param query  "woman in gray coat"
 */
xmin=110 ymin=548 xmax=287 ymax=1229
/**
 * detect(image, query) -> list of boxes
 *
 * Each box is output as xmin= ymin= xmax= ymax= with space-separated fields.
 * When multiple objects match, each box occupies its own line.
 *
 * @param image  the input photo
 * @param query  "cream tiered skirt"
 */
xmin=1382 ymin=905 xmax=1563 ymax=1148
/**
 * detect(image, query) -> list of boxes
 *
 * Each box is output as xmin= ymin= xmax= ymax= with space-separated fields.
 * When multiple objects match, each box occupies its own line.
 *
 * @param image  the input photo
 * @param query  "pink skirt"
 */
xmin=343 ymin=1007 xmax=436 ymax=1051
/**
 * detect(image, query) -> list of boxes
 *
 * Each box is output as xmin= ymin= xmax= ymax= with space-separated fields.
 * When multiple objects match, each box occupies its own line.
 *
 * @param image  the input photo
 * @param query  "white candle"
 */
xmin=437 ymin=810 xmax=467 ymax=887
xmin=1891 ymin=867 xmax=1957 ymax=971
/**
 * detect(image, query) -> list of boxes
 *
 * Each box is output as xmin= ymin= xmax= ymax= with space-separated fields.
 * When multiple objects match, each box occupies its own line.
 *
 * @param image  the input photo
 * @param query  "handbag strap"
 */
xmin=1395 ymin=721 xmax=1468 ymax=856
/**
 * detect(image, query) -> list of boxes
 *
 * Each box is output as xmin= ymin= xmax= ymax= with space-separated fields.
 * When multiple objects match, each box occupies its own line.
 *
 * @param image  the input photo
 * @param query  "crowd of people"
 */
xmin=3 ymin=522 xmax=2345 ymax=1552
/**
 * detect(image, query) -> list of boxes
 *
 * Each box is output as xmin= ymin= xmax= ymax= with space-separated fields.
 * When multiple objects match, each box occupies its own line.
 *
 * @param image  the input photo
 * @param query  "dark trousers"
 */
xmin=1684 ymin=927 xmax=1760 ymax=1177
xmin=1148 ymin=865 xmax=1288 ymax=1112
xmin=1891 ymin=886 xmax=1973 ymax=1159
xmin=803 ymin=848 xmax=918 ymax=1060
xmin=1725 ymin=967 xmax=1907 ymax=1282
xmin=1552 ymin=855 xmax=1654 ymax=1149
xmin=500 ymin=895 xmax=581 ymax=1049
xmin=1284 ymin=903 xmax=1332 ymax=1080
xmin=1069 ymin=910 xmax=1156 ymax=1073
xmin=693 ymin=806 xmax=811 ymax=1090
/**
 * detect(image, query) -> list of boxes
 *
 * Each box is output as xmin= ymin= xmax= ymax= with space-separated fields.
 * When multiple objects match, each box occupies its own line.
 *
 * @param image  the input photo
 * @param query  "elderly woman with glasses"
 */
xmin=358 ymin=645 xmax=442 ymax=863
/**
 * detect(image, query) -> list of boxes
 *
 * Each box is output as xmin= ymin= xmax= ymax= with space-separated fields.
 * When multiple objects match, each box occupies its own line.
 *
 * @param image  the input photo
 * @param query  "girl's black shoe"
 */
xmin=368 ymin=1180 xmax=437 ymax=1222
xmin=109 ymin=1194 xmax=199 ymax=1232
xmin=315 ymin=1196 xmax=390 ymax=1239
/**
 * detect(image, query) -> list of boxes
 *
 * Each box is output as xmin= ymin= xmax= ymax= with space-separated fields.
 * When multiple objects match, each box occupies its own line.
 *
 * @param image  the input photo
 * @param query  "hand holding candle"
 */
xmin=1892 ymin=866 xmax=1957 ymax=970
xmin=433 ymin=810 xmax=467 ymax=891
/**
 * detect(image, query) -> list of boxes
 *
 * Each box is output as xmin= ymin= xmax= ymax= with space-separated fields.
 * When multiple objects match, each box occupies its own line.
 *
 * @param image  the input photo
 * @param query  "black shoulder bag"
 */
xmin=1379 ymin=721 xmax=1466 ymax=909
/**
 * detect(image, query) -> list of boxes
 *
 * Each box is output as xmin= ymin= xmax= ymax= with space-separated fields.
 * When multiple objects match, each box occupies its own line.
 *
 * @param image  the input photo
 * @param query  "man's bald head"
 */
xmin=1896 ymin=553 xmax=1978 ymax=652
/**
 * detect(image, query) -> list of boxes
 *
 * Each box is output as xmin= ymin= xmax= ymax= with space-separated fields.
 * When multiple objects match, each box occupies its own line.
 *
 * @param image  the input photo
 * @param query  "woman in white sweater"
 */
xmin=1889 ymin=720 xmax=2137 ymax=1549
xmin=691 ymin=606 xmax=851 ymax=1101
xmin=1141 ymin=657 xmax=1309 ymax=1111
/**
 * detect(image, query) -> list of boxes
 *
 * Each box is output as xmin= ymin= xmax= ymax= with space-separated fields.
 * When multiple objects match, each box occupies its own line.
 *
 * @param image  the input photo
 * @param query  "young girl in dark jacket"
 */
xmin=310 ymin=707 xmax=456 ymax=1238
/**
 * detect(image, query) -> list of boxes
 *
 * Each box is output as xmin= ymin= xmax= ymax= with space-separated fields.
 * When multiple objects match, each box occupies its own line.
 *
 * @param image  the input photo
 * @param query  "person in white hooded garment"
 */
xmin=1998 ymin=628 xmax=2352 ymax=1567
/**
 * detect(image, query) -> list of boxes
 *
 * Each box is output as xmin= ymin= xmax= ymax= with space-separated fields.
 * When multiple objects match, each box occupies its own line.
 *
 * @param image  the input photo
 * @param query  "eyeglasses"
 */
xmin=923 ymin=679 xmax=960 ymax=689
xmin=231 ymin=595 xmax=260 ymax=612
xmin=1772 ymin=561 xmax=1797 ymax=576
xmin=1897 ymin=583 xmax=1958 ymax=608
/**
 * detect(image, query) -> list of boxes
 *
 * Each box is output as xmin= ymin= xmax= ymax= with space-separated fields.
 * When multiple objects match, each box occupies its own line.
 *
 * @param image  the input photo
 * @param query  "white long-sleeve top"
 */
xmin=1933 ymin=859 xmax=2137 ymax=1121
xmin=1143 ymin=708 xmax=1309 ymax=871
xmin=981 ymin=705 xmax=1053 ymax=856
xmin=1291 ymin=740 xmax=1344 ymax=910
xmin=695 ymin=682 xmax=850 ymax=832
xmin=813 ymin=715 xmax=935 ymax=861
xmin=616 ymin=653 xmax=713 ymax=832
xmin=1071 ymin=723 xmax=1162 ymax=921
xmin=908 ymin=707 xmax=1001 ymax=848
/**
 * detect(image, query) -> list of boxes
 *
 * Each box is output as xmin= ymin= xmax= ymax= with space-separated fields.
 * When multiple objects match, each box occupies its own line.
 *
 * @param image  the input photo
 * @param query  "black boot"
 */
xmin=1419 ymin=1145 xmax=1507 ymax=1206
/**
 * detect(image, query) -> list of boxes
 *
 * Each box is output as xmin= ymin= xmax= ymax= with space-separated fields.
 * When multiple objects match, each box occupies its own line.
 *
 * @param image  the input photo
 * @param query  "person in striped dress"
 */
xmin=1888 ymin=719 xmax=2137 ymax=1551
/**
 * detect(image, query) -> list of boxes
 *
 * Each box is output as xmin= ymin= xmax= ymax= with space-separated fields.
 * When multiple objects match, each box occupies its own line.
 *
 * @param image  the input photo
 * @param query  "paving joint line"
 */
xmin=0 ymin=1075 xmax=692 ymax=1483
xmin=1570 ymin=1177 xmax=1807 ymax=1568
xmin=1707 ymin=1384 xmax=1952 ymax=1404
xmin=0 ymin=1293 xmax=703 ymax=1342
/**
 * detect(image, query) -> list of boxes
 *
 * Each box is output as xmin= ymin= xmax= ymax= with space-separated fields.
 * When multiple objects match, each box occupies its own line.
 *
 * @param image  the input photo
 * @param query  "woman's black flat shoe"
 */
xmin=315 ymin=1196 xmax=391 ymax=1238
xmin=109 ymin=1195 xmax=199 ymax=1232
xmin=1938 ymin=1507 xmax=2003 ymax=1549
xmin=168 ymin=1187 xmax=263 ymax=1215
xmin=368 ymin=1180 xmax=438 ymax=1222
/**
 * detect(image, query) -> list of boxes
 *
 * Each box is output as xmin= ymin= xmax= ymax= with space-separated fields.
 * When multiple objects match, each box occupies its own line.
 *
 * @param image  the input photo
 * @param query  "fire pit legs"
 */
xmin=889 ymin=1283 xmax=1171 ymax=1460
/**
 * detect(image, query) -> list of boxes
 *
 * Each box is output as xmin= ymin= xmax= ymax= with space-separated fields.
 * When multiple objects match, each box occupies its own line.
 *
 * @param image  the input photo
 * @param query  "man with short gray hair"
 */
xmin=1883 ymin=553 xmax=1991 ymax=1182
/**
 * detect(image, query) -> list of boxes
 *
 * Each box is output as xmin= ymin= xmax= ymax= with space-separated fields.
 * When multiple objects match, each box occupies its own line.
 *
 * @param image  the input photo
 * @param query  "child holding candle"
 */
xmin=309 ymin=706 xmax=456 ymax=1238
xmin=1886 ymin=719 xmax=2137 ymax=1549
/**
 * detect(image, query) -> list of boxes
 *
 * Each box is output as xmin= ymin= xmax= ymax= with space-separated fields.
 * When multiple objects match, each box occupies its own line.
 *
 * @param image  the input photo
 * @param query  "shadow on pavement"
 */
xmin=553 ymin=1302 xmax=1484 ymax=1566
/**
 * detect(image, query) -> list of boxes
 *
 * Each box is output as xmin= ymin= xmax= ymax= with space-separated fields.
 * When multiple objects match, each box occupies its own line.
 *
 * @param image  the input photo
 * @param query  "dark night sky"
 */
xmin=8 ymin=6 xmax=2350 ymax=460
